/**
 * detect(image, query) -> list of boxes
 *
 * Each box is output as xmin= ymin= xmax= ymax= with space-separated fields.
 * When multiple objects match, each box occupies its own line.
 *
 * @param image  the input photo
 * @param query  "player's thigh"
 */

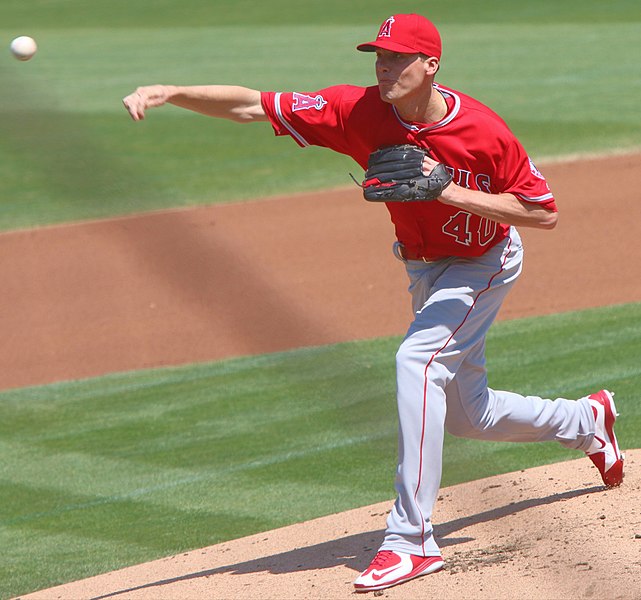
xmin=405 ymin=261 xmax=514 ymax=353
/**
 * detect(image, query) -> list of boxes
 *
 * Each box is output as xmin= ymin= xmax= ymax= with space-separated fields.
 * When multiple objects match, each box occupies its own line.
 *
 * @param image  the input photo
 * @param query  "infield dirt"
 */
xmin=8 ymin=153 xmax=641 ymax=599
xmin=2 ymin=153 xmax=641 ymax=390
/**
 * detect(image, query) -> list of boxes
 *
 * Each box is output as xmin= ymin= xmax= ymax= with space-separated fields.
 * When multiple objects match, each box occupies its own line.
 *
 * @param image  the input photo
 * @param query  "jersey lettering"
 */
xmin=443 ymin=211 xmax=498 ymax=247
xmin=292 ymin=93 xmax=328 ymax=112
xmin=457 ymin=169 xmax=472 ymax=188
xmin=475 ymin=173 xmax=492 ymax=194
xmin=478 ymin=218 xmax=498 ymax=246
xmin=442 ymin=211 xmax=472 ymax=246
xmin=445 ymin=168 xmax=492 ymax=193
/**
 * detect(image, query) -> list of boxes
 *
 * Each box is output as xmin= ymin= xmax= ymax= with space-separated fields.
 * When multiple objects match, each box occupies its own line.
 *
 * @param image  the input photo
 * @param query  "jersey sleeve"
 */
xmin=500 ymin=138 xmax=557 ymax=211
xmin=260 ymin=87 xmax=355 ymax=155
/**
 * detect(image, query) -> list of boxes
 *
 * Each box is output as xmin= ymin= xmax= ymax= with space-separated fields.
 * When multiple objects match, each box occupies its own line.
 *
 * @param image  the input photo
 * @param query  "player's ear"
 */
xmin=421 ymin=55 xmax=440 ymax=76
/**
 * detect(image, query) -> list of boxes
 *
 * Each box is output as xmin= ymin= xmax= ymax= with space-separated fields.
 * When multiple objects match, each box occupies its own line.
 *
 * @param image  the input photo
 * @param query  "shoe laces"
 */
xmin=370 ymin=551 xmax=396 ymax=568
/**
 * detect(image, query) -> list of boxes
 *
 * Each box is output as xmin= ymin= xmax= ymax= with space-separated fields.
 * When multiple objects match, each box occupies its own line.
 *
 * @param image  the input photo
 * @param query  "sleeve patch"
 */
xmin=292 ymin=92 xmax=328 ymax=112
xmin=274 ymin=92 xmax=310 ymax=147
xmin=529 ymin=157 xmax=545 ymax=180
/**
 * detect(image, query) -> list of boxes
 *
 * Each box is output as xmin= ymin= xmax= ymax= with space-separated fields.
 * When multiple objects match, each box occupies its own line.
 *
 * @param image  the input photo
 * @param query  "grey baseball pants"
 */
xmin=381 ymin=227 xmax=596 ymax=556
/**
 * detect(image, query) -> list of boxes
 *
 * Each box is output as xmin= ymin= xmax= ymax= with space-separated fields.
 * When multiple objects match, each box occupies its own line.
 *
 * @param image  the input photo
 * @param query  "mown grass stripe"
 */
xmin=0 ymin=430 xmax=389 ymax=528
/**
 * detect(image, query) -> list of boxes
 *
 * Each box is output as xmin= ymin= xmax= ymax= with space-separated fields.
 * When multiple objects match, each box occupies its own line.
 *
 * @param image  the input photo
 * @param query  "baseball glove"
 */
xmin=361 ymin=144 xmax=452 ymax=202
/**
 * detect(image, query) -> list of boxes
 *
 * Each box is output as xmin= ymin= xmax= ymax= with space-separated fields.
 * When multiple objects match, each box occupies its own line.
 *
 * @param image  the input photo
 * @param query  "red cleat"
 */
xmin=353 ymin=550 xmax=444 ymax=592
xmin=585 ymin=390 xmax=624 ymax=487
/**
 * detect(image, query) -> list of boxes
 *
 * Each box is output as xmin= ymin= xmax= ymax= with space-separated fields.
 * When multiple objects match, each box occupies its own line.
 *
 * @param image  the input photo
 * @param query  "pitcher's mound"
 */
xmin=21 ymin=450 xmax=640 ymax=600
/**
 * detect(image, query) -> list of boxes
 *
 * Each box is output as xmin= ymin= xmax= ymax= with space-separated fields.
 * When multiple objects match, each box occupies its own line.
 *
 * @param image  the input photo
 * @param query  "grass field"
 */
xmin=1 ymin=0 xmax=640 ymax=597
xmin=2 ymin=302 xmax=641 ymax=598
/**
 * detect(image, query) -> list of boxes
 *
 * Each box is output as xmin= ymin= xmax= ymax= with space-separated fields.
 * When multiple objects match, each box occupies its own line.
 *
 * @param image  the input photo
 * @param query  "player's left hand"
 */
xmin=422 ymin=154 xmax=457 ymax=201
xmin=362 ymin=144 xmax=453 ymax=202
xmin=421 ymin=154 xmax=439 ymax=174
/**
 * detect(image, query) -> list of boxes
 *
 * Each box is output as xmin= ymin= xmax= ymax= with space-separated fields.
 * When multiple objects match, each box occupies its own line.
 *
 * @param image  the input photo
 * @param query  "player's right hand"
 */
xmin=122 ymin=85 xmax=173 ymax=121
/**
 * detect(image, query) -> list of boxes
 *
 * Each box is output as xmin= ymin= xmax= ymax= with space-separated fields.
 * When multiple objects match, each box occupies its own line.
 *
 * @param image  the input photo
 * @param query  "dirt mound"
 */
xmin=20 ymin=451 xmax=640 ymax=599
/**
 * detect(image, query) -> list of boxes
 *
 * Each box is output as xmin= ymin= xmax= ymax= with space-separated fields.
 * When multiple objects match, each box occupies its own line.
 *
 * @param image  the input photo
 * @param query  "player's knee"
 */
xmin=396 ymin=338 xmax=454 ymax=395
xmin=445 ymin=418 xmax=484 ymax=439
xmin=444 ymin=419 xmax=472 ymax=438
xmin=395 ymin=340 xmax=415 ymax=374
xmin=395 ymin=341 xmax=412 ymax=368
xmin=395 ymin=336 xmax=440 ymax=368
xmin=445 ymin=389 xmax=493 ymax=438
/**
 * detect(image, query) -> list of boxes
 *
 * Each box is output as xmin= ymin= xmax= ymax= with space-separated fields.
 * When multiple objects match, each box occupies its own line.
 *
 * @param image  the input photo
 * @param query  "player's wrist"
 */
xmin=163 ymin=85 xmax=181 ymax=101
xmin=435 ymin=181 xmax=460 ymax=204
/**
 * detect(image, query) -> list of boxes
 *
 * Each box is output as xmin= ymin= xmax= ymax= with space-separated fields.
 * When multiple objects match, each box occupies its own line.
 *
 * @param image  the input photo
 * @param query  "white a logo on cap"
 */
xmin=378 ymin=16 xmax=395 ymax=38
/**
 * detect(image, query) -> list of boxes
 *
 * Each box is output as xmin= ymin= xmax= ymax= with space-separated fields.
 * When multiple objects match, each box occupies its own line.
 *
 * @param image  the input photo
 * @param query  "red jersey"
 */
xmin=260 ymin=84 xmax=556 ymax=259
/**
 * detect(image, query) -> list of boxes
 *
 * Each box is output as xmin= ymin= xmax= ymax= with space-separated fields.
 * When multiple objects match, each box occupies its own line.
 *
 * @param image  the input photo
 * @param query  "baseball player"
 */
xmin=123 ymin=13 xmax=624 ymax=593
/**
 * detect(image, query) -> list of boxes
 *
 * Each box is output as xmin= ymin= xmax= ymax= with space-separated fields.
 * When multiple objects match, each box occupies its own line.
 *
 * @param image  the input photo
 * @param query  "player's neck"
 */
xmin=395 ymin=87 xmax=447 ymax=126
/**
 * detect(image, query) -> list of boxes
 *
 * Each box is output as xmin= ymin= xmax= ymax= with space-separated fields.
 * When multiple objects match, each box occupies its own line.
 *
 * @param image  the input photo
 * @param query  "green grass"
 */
xmin=2 ymin=0 xmax=640 ymax=28
xmin=1 ymin=302 xmax=641 ymax=598
xmin=0 ymin=1 xmax=640 ymax=230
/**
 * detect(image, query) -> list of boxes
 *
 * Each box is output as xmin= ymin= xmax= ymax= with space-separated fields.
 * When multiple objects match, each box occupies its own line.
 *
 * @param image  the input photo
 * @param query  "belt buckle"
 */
xmin=394 ymin=241 xmax=437 ymax=263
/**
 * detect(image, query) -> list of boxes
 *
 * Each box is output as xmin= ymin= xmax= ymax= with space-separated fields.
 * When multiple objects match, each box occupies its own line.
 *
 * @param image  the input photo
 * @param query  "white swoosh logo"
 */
xmin=371 ymin=563 xmax=404 ymax=581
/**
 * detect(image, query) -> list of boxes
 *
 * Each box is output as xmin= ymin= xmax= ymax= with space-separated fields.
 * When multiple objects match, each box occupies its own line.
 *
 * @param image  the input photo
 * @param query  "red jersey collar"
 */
xmin=392 ymin=84 xmax=460 ymax=133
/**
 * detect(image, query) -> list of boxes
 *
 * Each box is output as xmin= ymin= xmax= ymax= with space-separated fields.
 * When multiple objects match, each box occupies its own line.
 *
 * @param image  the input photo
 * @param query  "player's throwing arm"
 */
xmin=123 ymin=85 xmax=266 ymax=122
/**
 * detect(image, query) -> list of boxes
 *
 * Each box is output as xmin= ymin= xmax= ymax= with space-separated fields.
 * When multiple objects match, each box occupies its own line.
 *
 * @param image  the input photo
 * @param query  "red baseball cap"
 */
xmin=357 ymin=14 xmax=442 ymax=58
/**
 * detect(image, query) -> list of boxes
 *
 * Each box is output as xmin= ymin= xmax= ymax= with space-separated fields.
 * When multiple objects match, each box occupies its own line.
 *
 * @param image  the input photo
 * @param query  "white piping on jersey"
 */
xmin=392 ymin=85 xmax=461 ymax=132
xmin=274 ymin=92 xmax=310 ymax=147
xmin=514 ymin=192 xmax=555 ymax=203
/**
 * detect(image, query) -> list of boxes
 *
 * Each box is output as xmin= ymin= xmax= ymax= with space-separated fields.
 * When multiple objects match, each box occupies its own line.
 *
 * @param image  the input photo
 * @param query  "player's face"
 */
xmin=375 ymin=49 xmax=431 ymax=105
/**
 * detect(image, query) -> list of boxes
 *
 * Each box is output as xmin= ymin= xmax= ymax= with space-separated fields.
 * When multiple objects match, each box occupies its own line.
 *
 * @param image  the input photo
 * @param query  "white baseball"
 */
xmin=10 ymin=36 xmax=38 ymax=61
